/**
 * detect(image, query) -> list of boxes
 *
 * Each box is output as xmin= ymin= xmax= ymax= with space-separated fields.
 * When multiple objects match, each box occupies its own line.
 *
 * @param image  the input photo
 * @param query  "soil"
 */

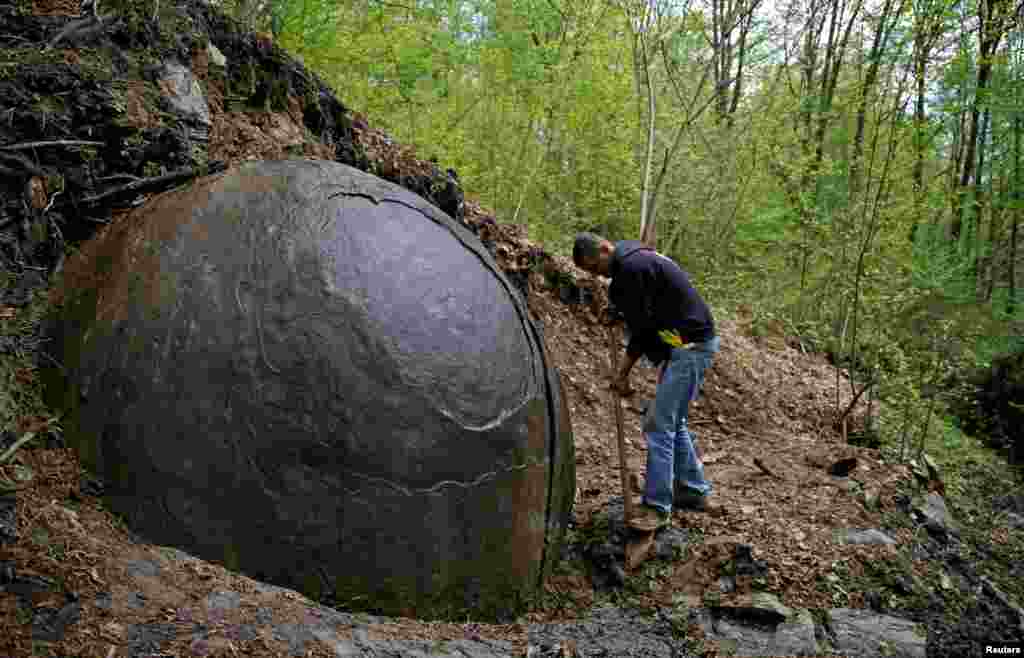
xmin=1 ymin=0 xmax=1023 ymax=656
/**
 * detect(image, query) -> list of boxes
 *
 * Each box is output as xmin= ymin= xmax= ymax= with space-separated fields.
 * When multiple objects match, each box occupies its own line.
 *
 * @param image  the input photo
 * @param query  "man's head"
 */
xmin=573 ymin=232 xmax=615 ymax=276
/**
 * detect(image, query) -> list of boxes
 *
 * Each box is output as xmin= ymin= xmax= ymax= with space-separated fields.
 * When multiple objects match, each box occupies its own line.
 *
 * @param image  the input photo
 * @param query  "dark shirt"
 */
xmin=609 ymin=240 xmax=716 ymax=365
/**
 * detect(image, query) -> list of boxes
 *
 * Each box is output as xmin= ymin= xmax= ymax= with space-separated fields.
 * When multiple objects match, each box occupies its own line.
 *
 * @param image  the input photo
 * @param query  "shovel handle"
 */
xmin=607 ymin=324 xmax=634 ymax=525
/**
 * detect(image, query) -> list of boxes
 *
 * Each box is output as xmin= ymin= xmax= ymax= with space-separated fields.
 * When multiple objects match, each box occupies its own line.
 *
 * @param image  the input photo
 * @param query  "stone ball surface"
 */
xmin=43 ymin=160 xmax=575 ymax=619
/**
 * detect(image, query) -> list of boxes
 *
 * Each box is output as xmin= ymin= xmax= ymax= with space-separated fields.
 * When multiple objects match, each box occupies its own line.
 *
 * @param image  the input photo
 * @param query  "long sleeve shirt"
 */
xmin=608 ymin=240 xmax=716 ymax=365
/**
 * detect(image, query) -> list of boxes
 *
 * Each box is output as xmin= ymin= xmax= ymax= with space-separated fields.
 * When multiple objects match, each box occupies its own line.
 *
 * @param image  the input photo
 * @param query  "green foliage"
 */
xmin=222 ymin=0 xmax=1024 ymax=475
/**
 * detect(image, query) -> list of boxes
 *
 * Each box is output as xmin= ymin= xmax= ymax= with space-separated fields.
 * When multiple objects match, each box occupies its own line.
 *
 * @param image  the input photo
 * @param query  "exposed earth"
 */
xmin=2 ymin=0 xmax=1024 ymax=656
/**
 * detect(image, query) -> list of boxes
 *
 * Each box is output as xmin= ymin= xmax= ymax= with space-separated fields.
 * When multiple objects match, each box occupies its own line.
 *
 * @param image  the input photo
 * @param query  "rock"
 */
xmin=42 ymin=160 xmax=575 ymax=620
xmin=828 ymin=457 xmax=858 ymax=476
xmin=865 ymin=590 xmax=885 ymax=611
xmin=206 ymin=590 xmax=242 ymax=611
xmin=980 ymin=577 xmax=1024 ymax=634
xmin=834 ymin=528 xmax=897 ymax=545
xmin=750 ymin=592 xmax=792 ymax=619
xmin=734 ymin=544 xmax=769 ymax=578
xmin=1005 ymin=512 xmax=1024 ymax=530
xmin=207 ymin=43 xmax=227 ymax=67
xmin=694 ymin=604 xmax=818 ymax=657
xmin=770 ymin=608 xmax=819 ymax=657
xmin=32 ymin=601 xmax=81 ymax=642
xmin=913 ymin=492 xmax=959 ymax=536
xmin=158 ymin=62 xmax=211 ymax=139
xmin=0 ymin=561 xmax=13 ymax=585
xmin=322 ymin=631 xmax=515 ymax=657
xmin=0 ymin=494 xmax=17 ymax=546
xmin=653 ymin=527 xmax=690 ymax=561
xmin=995 ymin=494 xmax=1024 ymax=515
xmin=527 ymin=605 xmax=687 ymax=657
xmin=893 ymin=574 xmax=916 ymax=596
xmin=827 ymin=608 xmax=926 ymax=658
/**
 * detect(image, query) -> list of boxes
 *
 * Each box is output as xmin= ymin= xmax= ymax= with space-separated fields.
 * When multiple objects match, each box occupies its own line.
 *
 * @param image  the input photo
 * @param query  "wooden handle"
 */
xmin=607 ymin=324 xmax=634 ymax=525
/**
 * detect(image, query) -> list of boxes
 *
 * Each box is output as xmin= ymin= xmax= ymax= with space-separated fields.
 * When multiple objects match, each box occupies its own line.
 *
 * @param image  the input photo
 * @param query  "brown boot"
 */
xmin=675 ymin=489 xmax=725 ymax=517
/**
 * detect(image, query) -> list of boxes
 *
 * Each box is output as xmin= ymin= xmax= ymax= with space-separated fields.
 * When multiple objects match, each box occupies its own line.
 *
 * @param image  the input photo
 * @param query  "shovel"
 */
xmin=606 ymin=324 xmax=656 ymax=570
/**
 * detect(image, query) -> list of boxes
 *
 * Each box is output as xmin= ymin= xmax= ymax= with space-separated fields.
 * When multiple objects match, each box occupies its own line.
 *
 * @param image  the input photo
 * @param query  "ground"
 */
xmin=2 ymin=0 xmax=1023 ymax=656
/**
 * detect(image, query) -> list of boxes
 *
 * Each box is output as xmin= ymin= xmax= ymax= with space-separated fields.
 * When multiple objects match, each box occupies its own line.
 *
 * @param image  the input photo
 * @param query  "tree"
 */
xmin=951 ymin=0 xmax=1016 ymax=243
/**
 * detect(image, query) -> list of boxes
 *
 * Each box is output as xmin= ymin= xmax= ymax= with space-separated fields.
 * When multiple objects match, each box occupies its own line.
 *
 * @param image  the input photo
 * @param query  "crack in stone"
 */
xmin=339 ymin=458 xmax=547 ymax=497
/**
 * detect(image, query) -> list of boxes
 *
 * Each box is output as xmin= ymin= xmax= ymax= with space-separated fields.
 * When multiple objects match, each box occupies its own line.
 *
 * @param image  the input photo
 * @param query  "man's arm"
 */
xmin=614 ymin=262 xmax=660 ymax=358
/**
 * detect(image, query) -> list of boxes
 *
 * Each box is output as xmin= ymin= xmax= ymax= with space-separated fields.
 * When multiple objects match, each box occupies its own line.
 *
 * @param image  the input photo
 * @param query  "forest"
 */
xmin=225 ymin=0 xmax=1024 ymax=464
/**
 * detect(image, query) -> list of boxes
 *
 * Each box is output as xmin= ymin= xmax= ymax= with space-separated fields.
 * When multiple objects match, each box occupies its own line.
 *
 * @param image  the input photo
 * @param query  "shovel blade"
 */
xmin=625 ymin=531 xmax=656 ymax=571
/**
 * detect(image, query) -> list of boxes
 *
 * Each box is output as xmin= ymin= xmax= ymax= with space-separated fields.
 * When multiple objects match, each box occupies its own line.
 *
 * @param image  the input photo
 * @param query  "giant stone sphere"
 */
xmin=43 ymin=160 xmax=575 ymax=619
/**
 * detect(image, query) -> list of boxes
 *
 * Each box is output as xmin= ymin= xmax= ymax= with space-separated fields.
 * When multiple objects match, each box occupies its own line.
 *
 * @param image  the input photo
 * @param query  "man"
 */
xmin=573 ymin=233 xmax=722 ymax=532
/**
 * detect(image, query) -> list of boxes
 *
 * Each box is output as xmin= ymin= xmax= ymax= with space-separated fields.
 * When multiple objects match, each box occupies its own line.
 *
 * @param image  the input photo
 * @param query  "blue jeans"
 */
xmin=642 ymin=336 xmax=720 ymax=513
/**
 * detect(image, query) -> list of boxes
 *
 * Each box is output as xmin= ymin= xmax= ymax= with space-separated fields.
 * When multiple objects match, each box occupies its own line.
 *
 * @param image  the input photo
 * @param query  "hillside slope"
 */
xmin=2 ymin=1 xmax=1023 ymax=657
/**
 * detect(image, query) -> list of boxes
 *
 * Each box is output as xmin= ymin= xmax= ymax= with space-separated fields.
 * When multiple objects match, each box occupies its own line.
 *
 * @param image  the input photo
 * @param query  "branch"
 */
xmin=45 ymin=11 xmax=116 ymax=51
xmin=77 ymin=162 xmax=226 ymax=208
xmin=0 ymin=151 xmax=46 ymax=178
xmin=0 ymin=140 xmax=104 ymax=151
xmin=835 ymin=376 xmax=876 ymax=426
xmin=753 ymin=457 xmax=783 ymax=480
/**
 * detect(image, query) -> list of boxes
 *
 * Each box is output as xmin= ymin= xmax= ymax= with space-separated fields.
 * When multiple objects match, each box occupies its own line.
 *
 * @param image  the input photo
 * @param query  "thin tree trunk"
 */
xmin=953 ymin=0 xmax=1010 ymax=242
xmin=975 ymin=108 xmax=992 ymax=298
xmin=1011 ymin=113 xmax=1021 ymax=315
xmin=849 ymin=0 xmax=901 ymax=200
xmin=639 ymin=30 xmax=657 ymax=247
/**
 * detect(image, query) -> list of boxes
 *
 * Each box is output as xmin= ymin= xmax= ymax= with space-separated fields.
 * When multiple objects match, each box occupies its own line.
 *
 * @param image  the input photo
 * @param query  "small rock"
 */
xmin=32 ymin=601 xmax=81 ymax=642
xmin=607 ymin=564 xmax=626 ymax=588
xmin=718 ymin=576 xmax=736 ymax=593
xmin=1005 ymin=512 xmax=1024 ymax=530
xmin=913 ymin=492 xmax=958 ymax=536
xmin=207 ymin=43 xmax=227 ymax=68
xmin=828 ymin=608 xmax=926 ymax=658
xmin=206 ymin=590 xmax=242 ymax=611
xmin=835 ymin=528 xmax=897 ymax=545
xmin=734 ymin=544 xmax=769 ymax=577
xmin=893 ymin=574 xmax=915 ymax=596
xmin=126 ymin=560 xmax=161 ymax=579
xmin=158 ymin=62 xmax=211 ymax=138
xmin=0 ymin=495 xmax=17 ymax=546
xmin=828 ymin=457 xmax=858 ymax=476
xmin=751 ymin=591 xmax=792 ymax=618
xmin=652 ymin=527 xmax=689 ymax=561
xmin=770 ymin=608 xmax=819 ymax=657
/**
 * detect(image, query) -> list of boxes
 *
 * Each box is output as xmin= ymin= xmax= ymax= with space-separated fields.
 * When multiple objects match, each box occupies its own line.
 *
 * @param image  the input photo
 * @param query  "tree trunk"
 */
xmin=953 ymin=0 xmax=1010 ymax=243
xmin=1011 ymin=112 xmax=1021 ymax=315
xmin=849 ymin=0 xmax=901 ymax=201
xmin=975 ymin=108 xmax=992 ymax=298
